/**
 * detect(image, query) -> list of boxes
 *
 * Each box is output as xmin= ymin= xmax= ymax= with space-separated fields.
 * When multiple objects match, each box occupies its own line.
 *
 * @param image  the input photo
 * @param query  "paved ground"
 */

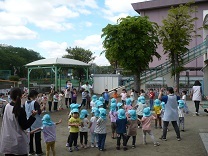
xmin=0 ymin=95 xmax=208 ymax=156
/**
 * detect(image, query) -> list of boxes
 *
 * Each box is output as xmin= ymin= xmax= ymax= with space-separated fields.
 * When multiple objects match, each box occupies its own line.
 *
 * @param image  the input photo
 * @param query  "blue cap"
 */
xmin=70 ymin=103 xmax=81 ymax=110
xmin=71 ymin=108 xmax=79 ymax=114
xmin=92 ymin=95 xmax=97 ymax=102
xmin=138 ymin=96 xmax=146 ymax=104
xmin=96 ymin=100 xmax=103 ymax=107
xmin=117 ymin=102 xmax=123 ymax=109
xmin=143 ymin=107 xmax=151 ymax=117
xmin=42 ymin=114 xmax=54 ymax=126
xmin=91 ymin=107 xmax=100 ymax=117
xmin=128 ymin=110 xmax=137 ymax=120
xmin=99 ymin=97 xmax=105 ymax=103
xmin=111 ymin=98 xmax=116 ymax=103
xmin=154 ymin=99 xmax=161 ymax=106
xmin=178 ymin=100 xmax=184 ymax=108
xmin=110 ymin=102 xmax=117 ymax=112
xmin=99 ymin=108 xmax=107 ymax=120
xmin=117 ymin=109 xmax=126 ymax=119
xmin=126 ymin=98 xmax=132 ymax=106
xmin=161 ymin=102 xmax=165 ymax=110
xmin=80 ymin=109 xmax=89 ymax=119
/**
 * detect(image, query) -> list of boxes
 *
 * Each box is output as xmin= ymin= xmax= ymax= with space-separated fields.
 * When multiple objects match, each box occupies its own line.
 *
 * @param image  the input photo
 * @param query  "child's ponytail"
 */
xmin=12 ymin=95 xmax=22 ymax=117
xmin=10 ymin=88 xmax=23 ymax=117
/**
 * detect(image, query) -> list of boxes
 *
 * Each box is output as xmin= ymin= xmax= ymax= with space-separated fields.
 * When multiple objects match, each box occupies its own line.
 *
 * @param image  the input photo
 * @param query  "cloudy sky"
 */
xmin=0 ymin=0 xmax=147 ymax=65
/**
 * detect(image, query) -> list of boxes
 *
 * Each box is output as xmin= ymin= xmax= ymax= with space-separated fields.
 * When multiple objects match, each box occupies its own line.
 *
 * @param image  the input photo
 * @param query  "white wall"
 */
xmin=93 ymin=74 xmax=121 ymax=94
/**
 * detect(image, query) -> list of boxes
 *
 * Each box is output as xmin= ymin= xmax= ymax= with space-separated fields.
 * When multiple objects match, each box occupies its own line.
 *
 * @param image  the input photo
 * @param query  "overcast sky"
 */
xmin=0 ymin=0 xmax=148 ymax=65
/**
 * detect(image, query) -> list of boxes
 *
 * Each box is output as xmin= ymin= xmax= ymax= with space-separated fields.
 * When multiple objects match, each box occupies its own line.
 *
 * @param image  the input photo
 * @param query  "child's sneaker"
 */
xmin=84 ymin=145 xmax=88 ymax=149
xmin=80 ymin=144 xmax=84 ymax=148
xmin=74 ymin=146 xmax=79 ymax=151
xmin=116 ymin=146 xmax=120 ymax=150
xmin=95 ymin=143 xmax=98 ymax=148
xmin=91 ymin=143 xmax=94 ymax=148
xmin=66 ymin=143 xmax=69 ymax=147
xmin=123 ymin=146 xmax=128 ymax=151
xmin=132 ymin=145 xmax=135 ymax=149
xmin=154 ymin=142 xmax=160 ymax=147
xmin=69 ymin=147 xmax=73 ymax=152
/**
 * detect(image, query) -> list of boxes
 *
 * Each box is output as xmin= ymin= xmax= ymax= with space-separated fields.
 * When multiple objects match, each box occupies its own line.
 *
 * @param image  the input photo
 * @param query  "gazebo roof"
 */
xmin=25 ymin=58 xmax=90 ymax=67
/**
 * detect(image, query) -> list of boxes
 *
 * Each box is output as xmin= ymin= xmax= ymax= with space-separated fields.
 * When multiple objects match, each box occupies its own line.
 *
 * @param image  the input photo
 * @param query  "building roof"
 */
xmin=25 ymin=58 xmax=90 ymax=67
xmin=132 ymin=0 xmax=207 ymax=13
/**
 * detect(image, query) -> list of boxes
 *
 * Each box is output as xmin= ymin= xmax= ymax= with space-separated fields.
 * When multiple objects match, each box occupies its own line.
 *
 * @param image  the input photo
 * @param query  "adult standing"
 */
xmin=25 ymin=90 xmax=44 ymax=155
xmin=191 ymin=80 xmax=202 ymax=116
xmin=158 ymin=87 xmax=181 ymax=141
xmin=0 ymin=87 xmax=36 ymax=156
xmin=81 ymin=82 xmax=93 ymax=98
xmin=65 ymin=80 xmax=72 ymax=108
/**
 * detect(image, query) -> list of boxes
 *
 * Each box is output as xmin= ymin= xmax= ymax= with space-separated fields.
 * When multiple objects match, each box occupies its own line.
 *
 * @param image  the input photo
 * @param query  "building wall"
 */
xmin=139 ymin=2 xmax=208 ymax=76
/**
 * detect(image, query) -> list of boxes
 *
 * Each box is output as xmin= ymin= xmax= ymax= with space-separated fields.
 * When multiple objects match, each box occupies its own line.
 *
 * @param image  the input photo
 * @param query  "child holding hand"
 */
xmin=68 ymin=108 xmax=81 ymax=152
xmin=139 ymin=107 xmax=160 ymax=147
xmin=30 ymin=114 xmax=62 ymax=156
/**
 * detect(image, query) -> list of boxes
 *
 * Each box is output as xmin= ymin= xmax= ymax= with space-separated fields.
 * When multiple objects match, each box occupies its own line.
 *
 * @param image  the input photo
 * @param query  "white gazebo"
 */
xmin=25 ymin=58 xmax=90 ymax=91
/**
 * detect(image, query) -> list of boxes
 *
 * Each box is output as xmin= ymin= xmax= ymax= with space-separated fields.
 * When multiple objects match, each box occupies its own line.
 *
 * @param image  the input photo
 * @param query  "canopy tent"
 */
xmin=25 ymin=58 xmax=90 ymax=91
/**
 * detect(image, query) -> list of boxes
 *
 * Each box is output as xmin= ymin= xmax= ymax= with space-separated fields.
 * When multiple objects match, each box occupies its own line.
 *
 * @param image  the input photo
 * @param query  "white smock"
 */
xmin=192 ymin=86 xmax=202 ymax=101
xmin=162 ymin=95 xmax=179 ymax=121
xmin=0 ymin=104 xmax=29 ymax=155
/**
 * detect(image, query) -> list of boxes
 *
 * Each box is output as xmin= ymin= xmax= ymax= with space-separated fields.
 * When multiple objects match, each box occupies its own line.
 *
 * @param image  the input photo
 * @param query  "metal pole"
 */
xmin=55 ymin=66 xmax=58 ymax=91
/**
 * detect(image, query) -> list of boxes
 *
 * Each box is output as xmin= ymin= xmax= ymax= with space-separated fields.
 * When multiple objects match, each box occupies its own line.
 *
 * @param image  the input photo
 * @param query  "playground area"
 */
xmin=0 ymin=94 xmax=208 ymax=156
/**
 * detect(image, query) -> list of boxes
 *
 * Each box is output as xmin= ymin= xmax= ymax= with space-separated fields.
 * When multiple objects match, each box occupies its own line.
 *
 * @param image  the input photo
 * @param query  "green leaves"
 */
xmin=159 ymin=2 xmax=199 ymax=76
xmin=101 ymin=16 xmax=160 ymax=90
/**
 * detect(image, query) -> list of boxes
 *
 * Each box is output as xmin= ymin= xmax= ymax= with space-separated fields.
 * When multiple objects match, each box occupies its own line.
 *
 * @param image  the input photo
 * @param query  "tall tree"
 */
xmin=63 ymin=46 xmax=95 ymax=82
xmin=101 ymin=16 xmax=160 ymax=91
xmin=0 ymin=45 xmax=44 ymax=78
xmin=159 ymin=3 xmax=198 ymax=92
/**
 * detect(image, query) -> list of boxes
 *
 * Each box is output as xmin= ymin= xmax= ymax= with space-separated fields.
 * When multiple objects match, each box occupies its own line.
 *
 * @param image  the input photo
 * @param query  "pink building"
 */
xmin=132 ymin=0 xmax=208 ymax=92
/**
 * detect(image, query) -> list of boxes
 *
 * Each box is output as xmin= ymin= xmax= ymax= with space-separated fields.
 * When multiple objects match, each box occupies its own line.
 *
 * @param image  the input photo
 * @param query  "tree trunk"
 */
xmin=134 ymin=74 xmax=141 ymax=93
xmin=174 ymin=53 xmax=180 ymax=94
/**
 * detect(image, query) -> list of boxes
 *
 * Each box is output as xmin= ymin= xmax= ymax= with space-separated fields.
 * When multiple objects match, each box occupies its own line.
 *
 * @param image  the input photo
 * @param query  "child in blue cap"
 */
xmin=124 ymin=98 xmax=133 ymax=117
xmin=178 ymin=100 xmax=185 ymax=132
xmin=126 ymin=110 xmax=138 ymax=149
xmin=79 ymin=109 xmax=89 ymax=148
xmin=116 ymin=109 xmax=128 ymax=151
xmin=117 ymin=102 xmax=123 ymax=110
xmin=135 ymin=96 xmax=147 ymax=128
xmin=30 ymin=114 xmax=62 ymax=156
xmin=94 ymin=108 xmax=107 ymax=151
xmin=68 ymin=108 xmax=81 ymax=152
xmin=109 ymin=98 xmax=117 ymax=139
xmin=89 ymin=107 xmax=99 ymax=148
xmin=90 ymin=95 xmax=97 ymax=109
xmin=139 ymin=107 xmax=160 ymax=147
xmin=154 ymin=99 xmax=162 ymax=129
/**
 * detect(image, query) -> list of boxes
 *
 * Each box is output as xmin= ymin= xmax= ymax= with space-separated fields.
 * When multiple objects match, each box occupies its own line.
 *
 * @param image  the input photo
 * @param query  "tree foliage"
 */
xmin=63 ymin=46 xmax=95 ymax=81
xmin=0 ymin=45 xmax=44 ymax=78
xmin=159 ymin=2 xmax=198 ymax=91
xmin=101 ymin=16 xmax=160 ymax=91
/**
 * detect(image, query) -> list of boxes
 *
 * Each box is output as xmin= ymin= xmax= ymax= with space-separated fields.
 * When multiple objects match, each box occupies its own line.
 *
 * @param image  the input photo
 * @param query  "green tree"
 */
xmin=159 ymin=3 xmax=198 ymax=92
xmin=0 ymin=45 xmax=44 ymax=78
xmin=101 ymin=16 xmax=160 ymax=91
xmin=63 ymin=46 xmax=95 ymax=82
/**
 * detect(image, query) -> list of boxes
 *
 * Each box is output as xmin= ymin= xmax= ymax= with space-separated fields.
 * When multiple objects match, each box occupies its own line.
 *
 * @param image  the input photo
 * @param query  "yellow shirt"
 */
xmin=154 ymin=105 xmax=162 ymax=115
xmin=69 ymin=117 xmax=81 ymax=133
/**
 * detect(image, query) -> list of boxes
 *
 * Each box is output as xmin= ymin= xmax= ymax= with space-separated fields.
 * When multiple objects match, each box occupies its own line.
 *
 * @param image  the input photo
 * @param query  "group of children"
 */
xmin=0 ymin=87 xmax=189 ymax=155
xmin=64 ymin=94 xmax=164 ymax=153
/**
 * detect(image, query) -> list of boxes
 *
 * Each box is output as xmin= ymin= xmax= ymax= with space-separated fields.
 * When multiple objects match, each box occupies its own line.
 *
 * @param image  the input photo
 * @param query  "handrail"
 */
xmin=122 ymin=39 xmax=208 ymax=89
